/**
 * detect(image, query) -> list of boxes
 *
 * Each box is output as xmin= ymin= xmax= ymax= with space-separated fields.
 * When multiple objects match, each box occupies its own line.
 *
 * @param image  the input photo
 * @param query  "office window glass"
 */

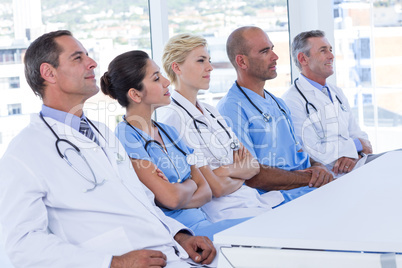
xmin=7 ymin=103 xmax=21 ymax=115
xmin=333 ymin=0 xmax=402 ymax=153
xmin=8 ymin=77 xmax=20 ymax=88
xmin=167 ymin=0 xmax=290 ymax=105
xmin=0 ymin=0 xmax=151 ymax=152
xmin=0 ymin=78 xmax=9 ymax=90
xmin=0 ymin=77 xmax=20 ymax=90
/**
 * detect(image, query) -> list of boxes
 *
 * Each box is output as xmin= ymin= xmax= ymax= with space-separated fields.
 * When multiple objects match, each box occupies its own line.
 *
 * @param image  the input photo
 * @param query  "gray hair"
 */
xmin=292 ymin=30 xmax=325 ymax=70
xmin=24 ymin=30 xmax=72 ymax=98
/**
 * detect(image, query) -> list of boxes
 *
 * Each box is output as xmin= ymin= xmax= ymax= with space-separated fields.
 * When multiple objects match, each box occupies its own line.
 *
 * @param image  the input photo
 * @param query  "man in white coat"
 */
xmin=282 ymin=30 xmax=372 ymax=176
xmin=0 ymin=30 xmax=216 ymax=268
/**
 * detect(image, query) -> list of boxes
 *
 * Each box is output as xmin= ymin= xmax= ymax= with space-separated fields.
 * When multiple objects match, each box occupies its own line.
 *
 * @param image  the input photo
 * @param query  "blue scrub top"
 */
xmin=217 ymin=83 xmax=310 ymax=171
xmin=116 ymin=120 xmax=192 ymax=183
xmin=116 ymin=119 xmax=250 ymax=240
xmin=115 ymin=120 xmax=207 ymax=226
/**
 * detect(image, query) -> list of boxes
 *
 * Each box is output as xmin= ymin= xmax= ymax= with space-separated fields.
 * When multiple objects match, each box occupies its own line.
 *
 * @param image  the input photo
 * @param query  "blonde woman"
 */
xmin=158 ymin=34 xmax=285 ymax=223
xmin=101 ymin=50 xmax=247 ymax=240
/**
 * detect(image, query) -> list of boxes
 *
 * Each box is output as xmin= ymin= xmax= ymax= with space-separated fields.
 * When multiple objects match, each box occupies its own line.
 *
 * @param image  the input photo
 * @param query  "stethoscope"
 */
xmin=124 ymin=116 xmax=194 ymax=183
xmin=171 ymin=97 xmax=240 ymax=161
xmin=39 ymin=113 xmax=106 ymax=192
xmin=235 ymin=81 xmax=299 ymax=145
xmin=294 ymin=78 xmax=347 ymax=139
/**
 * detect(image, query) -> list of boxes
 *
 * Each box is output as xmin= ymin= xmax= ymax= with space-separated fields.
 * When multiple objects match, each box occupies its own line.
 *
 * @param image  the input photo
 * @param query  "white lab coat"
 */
xmin=0 ymin=114 xmax=194 ymax=268
xmin=158 ymin=91 xmax=284 ymax=223
xmin=282 ymin=75 xmax=368 ymax=172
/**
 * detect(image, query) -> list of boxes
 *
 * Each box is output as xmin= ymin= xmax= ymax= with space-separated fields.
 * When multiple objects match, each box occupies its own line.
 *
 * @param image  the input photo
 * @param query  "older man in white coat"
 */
xmin=0 ymin=30 xmax=216 ymax=268
xmin=282 ymin=30 xmax=372 ymax=176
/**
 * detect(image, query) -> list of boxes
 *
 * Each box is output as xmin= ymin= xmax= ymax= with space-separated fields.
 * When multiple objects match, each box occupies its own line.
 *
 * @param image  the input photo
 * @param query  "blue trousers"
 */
xmin=277 ymin=186 xmax=316 ymax=207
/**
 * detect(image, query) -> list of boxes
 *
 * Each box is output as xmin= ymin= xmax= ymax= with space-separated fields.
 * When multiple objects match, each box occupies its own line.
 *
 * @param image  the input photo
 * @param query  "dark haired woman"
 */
xmin=101 ymin=50 xmax=247 ymax=240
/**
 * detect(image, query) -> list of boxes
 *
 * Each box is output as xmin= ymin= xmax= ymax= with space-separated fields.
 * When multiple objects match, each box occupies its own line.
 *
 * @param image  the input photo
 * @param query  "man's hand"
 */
xmin=174 ymin=232 xmax=216 ymax=265
xmin=111 ymin=250 xmax=167 ymax=268
xmin=332 ymin=157 xmax=358 ymax=175
xmin=305 ymin=163 xmax=334 ymax=188
xmin=359 ymin=138 xmax=373 ymax=155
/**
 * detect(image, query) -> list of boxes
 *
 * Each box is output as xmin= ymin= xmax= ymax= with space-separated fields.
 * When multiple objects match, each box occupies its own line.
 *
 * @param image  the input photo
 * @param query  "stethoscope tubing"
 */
xmin=294 ymin=78 xmax=347 ymax=114
xmin=123 ymin=117 xmax=187 ymax=182
xmin=235 ymin=81 xmax=299 ymax=145
xmin=171 ymin=97 xmax=233 ymax=140
xmin=39 ymin=112 xmax=105 ymax=191
xmin=293 ymin=78 xmax=348 ymax=139
xmin=123 ymin=116 xmax=187 ymax=156
xmin=171 ymin=97 xmax=239 ymax=154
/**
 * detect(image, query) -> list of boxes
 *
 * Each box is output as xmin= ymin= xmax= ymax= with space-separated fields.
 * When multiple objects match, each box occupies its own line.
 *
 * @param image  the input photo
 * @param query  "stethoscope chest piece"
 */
xmin=262 ymin=113 xmax=271 ymax=123
xmin=115 ymin=152 xmax=125 ymax=164
xmin=230 ymin=139 xmax=240 ymax=151
xmin=236 ymin=80 xmax=300 ymax=146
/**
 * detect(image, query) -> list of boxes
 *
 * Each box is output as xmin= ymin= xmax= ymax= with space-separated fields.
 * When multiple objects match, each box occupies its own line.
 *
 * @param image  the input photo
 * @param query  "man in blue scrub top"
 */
xmin=217 ymin=26 xmax=333 ymax=202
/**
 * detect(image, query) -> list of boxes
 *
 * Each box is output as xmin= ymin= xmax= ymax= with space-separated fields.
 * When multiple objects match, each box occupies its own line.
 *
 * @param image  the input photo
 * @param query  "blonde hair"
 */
xmin=162 ymin=33 xmax=207 ymax=86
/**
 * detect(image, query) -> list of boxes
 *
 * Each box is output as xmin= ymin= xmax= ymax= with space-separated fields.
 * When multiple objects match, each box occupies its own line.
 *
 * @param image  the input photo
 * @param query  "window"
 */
xmin=333 ymin=0 xmax=402 ymax=153
xmin=8 ymin=77 xmax=20 ymax=88
xmin=0 ymin=0 xmax=151 ymax=158
xmin=8 ymin=103 xmax=21 ymax=115
xmin=167 ymin=0 xmax=290 ymax=104
xmin=0 ymin=78 xmax=9 ymax=90
xmin=0 ymin=77 xmax=20 ymax=90
xmin=356 ymin=67 xmax=372 ymax=84
xmin=0 ymin=49 xmax=21 ymax=64
xmin=353 ymin=37 xmax=371 ymax=60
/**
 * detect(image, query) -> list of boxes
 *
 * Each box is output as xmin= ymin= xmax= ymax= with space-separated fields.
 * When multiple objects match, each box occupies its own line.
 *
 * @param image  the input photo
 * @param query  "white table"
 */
xmin=214 ymin=151 xmax=402 ymax=267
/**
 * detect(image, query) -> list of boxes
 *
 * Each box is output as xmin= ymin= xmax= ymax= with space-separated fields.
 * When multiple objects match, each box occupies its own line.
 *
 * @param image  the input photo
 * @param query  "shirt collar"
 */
xmin=41 ymin=104 xmax=84 ymax=132
xmin=171 ymin=90 xmax=205 ymax=116
xmin=301 ymin=74 xmax=328 ymax=90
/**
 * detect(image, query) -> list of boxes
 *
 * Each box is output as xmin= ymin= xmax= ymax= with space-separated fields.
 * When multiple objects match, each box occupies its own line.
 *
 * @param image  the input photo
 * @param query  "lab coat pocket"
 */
xmin=79 ymin=227 xmax=133 ymax=255
xmin=308 ymin=111 xmax=325 ymax=139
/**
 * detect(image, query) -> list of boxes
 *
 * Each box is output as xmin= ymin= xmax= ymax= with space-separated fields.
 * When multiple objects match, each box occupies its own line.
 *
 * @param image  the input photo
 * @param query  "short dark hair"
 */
xmin=226 ymin=26 xmax=260 ymax=70
xmin=292 ymin=30 xmax=325 ymax=70
xmin=24 ymin=30 xmax=72 ymax=98
xmin=100 ymin=50 xmax=150 ymax=107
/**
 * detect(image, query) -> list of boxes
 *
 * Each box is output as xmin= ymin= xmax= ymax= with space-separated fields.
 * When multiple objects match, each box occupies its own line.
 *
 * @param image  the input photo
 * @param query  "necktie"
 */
xmin=79 ymin=118 xmax=97 ymax=143
xmin=321 ymin=86 xmax=330 ymax=98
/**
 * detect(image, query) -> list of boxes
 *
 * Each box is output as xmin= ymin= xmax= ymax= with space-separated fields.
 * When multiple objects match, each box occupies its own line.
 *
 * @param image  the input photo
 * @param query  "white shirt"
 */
xmin=158 ymin=91 xmax=284 ymax=223
xmin=0 ymin=114 xmax=194 ymax=268
xmin=282 ymin=74 xmax=368 ymax=173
